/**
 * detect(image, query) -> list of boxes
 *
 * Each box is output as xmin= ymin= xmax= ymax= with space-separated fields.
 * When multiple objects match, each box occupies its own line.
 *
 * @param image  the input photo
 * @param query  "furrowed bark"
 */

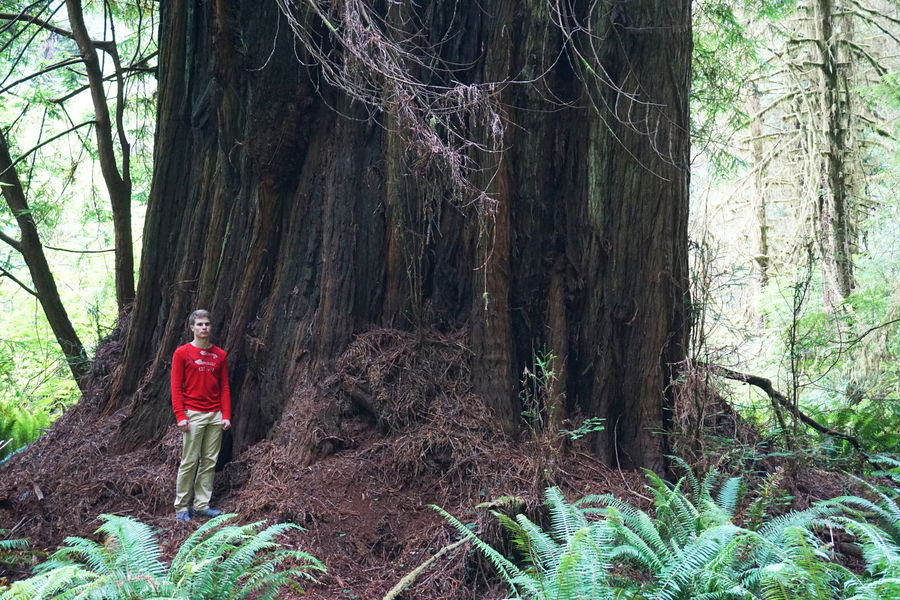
xmin=107 ymin=0 xmax=691 ymax=473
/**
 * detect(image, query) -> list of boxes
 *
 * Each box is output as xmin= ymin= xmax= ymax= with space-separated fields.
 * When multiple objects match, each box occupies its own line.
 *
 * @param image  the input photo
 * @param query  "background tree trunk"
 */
xmin=65 ymin=0 xmax=135 ymax=310
xmin=813 ymin=0 xmax=855 ymax=304
xmin=0 ymin=130 xmax=89 ymax=386
xmin=106 ymin=0 xmax=691 ymax=472
xmin=748 ymin=86 xmax=770 ymax=290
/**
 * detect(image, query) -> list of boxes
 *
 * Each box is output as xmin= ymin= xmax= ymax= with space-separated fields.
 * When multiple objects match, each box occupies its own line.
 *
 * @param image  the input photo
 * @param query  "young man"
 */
xmin=171 ymin=309 xmax=231 ymax=522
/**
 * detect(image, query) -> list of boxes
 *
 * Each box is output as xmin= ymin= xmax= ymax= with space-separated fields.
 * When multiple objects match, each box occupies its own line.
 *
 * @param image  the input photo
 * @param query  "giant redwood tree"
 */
xmin=105 ymin=0 xmax=691 ymax=473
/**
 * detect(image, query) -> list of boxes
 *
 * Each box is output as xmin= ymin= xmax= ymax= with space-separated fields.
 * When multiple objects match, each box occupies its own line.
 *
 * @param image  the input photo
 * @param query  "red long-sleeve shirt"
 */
xmin=171 ymin=343 xmax=231 ymax=423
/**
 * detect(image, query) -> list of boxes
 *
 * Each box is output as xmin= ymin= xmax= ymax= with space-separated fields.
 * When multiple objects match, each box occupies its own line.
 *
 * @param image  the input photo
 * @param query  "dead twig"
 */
xmin=382 ymin=539 xmax=467 ymax=600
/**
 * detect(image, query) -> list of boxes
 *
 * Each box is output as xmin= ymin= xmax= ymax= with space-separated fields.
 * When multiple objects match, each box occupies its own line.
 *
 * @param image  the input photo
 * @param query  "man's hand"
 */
xmin=177 ymin=419 xmax=190 ymax=432
xmin=222 ymin=419 xmax=231 ymax=431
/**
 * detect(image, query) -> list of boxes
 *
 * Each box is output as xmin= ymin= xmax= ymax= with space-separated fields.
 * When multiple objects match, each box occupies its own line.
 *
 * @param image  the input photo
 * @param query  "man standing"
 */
xmin=171 ymin=309 xmax=231 ymax=522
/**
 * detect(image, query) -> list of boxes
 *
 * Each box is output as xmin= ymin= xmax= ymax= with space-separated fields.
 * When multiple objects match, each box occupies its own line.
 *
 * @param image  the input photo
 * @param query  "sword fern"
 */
xmin=0 ymin=514 xmax=324 ymax=600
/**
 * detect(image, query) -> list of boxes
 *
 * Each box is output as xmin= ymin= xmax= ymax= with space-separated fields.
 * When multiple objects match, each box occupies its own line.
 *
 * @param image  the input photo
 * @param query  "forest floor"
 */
xmin=0 ymin=329 xmax=860 ymax=599
xmin=0 ymin=404 xmax=644 ymax=598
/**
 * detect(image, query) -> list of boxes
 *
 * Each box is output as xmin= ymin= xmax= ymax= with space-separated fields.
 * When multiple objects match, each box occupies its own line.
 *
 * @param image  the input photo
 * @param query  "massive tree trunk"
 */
xmin=105 ymin=0 xmax=691 ymax=473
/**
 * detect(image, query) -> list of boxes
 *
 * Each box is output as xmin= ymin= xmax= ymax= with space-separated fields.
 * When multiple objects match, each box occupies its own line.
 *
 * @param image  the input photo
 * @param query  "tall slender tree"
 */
xmin=737 ymin=0 xmax=899 ymax=303
xmin=0 ymin=129 xmax=88 ymax=386
xmin=1 ymin=0 xmax=157 ymax=313
xmin=748 ymin=85 xmax=770 ymax=289
xmin=0 ymin=1 xmax=156 ymax=395
xmin=811 ymin=0 xmax=856 ymax=303
xmin=64 ymin=0 xmax=135 ymax=309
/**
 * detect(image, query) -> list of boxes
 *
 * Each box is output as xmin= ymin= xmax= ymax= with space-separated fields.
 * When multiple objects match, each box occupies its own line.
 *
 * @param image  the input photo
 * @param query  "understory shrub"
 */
xmin=0 ymin=400 xmax=50 ymax=463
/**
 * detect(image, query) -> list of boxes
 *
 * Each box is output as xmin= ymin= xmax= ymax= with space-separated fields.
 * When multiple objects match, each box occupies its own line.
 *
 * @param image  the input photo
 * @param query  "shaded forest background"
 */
xmin=2 ymin=0 xmax=900 ymax=598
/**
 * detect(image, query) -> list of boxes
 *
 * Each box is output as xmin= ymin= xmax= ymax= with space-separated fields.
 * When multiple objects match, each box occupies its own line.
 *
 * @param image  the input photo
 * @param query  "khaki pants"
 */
xmin=174 ymin=410 xmax=223 ymax=512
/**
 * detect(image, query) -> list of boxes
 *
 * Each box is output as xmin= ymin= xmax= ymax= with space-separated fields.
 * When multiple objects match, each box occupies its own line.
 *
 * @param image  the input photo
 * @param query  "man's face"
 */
xmin=191 ymin=318 xmax=211 ymax=340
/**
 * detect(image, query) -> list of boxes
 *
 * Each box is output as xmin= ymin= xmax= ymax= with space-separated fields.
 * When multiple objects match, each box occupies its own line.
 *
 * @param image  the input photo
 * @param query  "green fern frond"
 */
xmin=96 ymin=514 xmax=167 ymax=581
xmin=0 ymin=537 xmax=28 ymax=552
xmin=701 ymin=467 xmax=724 ymax=500
xmin=552 ymin=525 xmax=613 ymax=600
xmin=545 ymin=487 xmax=588 ymax=542
xmin=512 ymin=514 xmax=563 ymax=574
xmin=835 ymin=517 xmax=900 ymax=575
xmin=643 ymin=469 xmax=677 ymax=505
xmin=216 ymin=524 xmax=283 ymax=584
xmin=769 ymin=526 xmax=839 ymax=600
xmin=826 ymin=495 xmax=898 ymax=525
xmin=716 ymin=477 xmax=744 ymax=518
xmin=845 ymin=576 xmax=900 ymax=600
xmin=603 ymin=507 xmax=665 ymax=572
xmin=671 ymin=456 xmax=703 ymax=500
xmin=654 ymin=524 xmax=742 ymax=600
xmin=234 ymin=556 xmax=324 ymax=600
xmin=642 ymin=472 xmax=702 ymax=548
xmin=581 ymin=494 xmax=674 ymax=564
xmin=0 ymin=565 xmax=94 ymax=600
xmin=42 ymin=536 xmax=114 ymax=577
xmin=170 ymin=512 xmax=236 ymax=573
xmin=434 ymin=472 xmax=897 ymax=600
xmin=578 ymin=493 xmax=644 ymax=522
xmin=825 ymin=492 xmax=900 ymax=543
xmin=757 ymin=505 xmax=838 ymax=544
xmin=495 ymin=512 xmax=533 ymax=558
xmin=758 ymin=563 xmax=795 ymax=600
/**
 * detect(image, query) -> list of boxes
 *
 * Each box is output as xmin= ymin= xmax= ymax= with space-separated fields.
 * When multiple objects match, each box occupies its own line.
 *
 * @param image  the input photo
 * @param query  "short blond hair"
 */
xmin=188 ymin=309 xmax=211 ymax=328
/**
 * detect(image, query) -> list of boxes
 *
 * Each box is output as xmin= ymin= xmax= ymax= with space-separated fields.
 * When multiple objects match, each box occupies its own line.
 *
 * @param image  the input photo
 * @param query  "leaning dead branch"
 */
xmin=709 ymin=363 xmax=864 ymax=452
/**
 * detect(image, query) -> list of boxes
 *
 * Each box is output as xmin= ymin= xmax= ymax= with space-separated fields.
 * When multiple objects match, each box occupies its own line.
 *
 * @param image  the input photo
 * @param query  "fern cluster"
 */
xmin=441 ymin=466 xmax=900 ymax=600
xmin=0 ymin=400 xmax=50 ymax=463
xmin=0 ymin=514 xmax=324 ymax=600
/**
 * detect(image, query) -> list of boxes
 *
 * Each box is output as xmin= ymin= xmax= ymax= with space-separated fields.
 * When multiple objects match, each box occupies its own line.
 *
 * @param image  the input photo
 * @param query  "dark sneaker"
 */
xmin=192 ymin=508 xmax=222 ymax=518
xmin=175 ymin=511 xmax=191 ymax=522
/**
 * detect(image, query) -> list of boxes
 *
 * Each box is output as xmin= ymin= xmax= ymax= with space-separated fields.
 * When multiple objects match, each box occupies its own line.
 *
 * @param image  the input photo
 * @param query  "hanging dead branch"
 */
xmin=545 ymin=0 xmax=687 ymax=170
xmin=276 ymin=0 xmax=504 ymax=215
